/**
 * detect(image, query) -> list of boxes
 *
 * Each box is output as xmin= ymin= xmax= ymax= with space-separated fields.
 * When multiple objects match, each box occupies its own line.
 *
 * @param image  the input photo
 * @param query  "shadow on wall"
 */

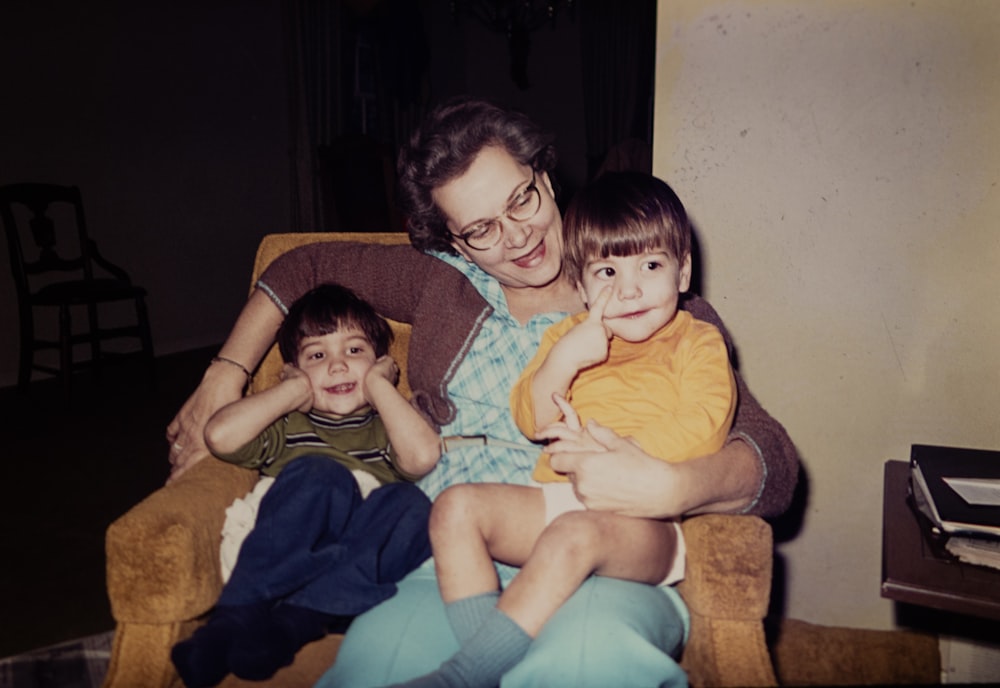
xmin=767 ymin=466 xmax=809 ymax=625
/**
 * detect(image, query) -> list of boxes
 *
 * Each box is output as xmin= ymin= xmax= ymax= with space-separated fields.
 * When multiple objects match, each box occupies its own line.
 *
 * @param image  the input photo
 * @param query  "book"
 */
xmin=945 ymin=535 xmax=1000 ymax=571
xmin=909 ymin=444 xmax=1000 ymax=538
xmin=941 ymin=476 xmax=1000 ymax=506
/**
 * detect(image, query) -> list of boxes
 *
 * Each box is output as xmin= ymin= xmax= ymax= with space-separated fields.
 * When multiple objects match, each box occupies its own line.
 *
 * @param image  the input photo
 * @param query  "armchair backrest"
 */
xmin=248 ymin=232 xmax=414 ymax=398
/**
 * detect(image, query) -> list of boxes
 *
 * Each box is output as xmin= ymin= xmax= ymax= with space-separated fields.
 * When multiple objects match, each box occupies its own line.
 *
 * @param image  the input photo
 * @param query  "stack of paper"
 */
xmin=909 ymin=444 xmax=1000 ymax=569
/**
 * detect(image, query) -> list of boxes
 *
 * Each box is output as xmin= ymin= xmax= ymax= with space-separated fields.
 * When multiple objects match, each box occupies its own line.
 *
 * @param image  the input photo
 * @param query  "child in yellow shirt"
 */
xmin=394 ymin=172 xmax=736 ymax=688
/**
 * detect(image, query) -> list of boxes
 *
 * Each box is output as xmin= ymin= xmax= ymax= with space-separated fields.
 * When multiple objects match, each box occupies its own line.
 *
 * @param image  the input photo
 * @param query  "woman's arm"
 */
xmin=257 ymin=240 xmax=490 ymax=429
xmin=682 ymin=295 xmax=800 ymax=517
xmin=548 ymin=424 xmax=764 ymax=518
xmin=166 ymin=289 xmax=284 ymax=482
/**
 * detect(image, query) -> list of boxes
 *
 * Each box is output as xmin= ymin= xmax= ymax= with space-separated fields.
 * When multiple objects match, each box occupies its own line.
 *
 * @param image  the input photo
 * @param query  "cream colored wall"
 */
xmin=655 ymin=0 xmax=1000 ymax=630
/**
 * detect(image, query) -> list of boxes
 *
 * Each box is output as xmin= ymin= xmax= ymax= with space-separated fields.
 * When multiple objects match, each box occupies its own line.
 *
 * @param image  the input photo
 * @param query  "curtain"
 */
xmin=282 ymin=0 xmax=428 ymax=232
xmin=283 ymin=0 xmax=345 ymax=231
xmin=579 ymin=0 xmax=656 ymax=180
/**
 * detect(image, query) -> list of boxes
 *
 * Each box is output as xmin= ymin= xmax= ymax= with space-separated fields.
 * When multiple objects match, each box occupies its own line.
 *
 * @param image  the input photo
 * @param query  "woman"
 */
xmin=167 ymin=97 xmax=798 ymax=687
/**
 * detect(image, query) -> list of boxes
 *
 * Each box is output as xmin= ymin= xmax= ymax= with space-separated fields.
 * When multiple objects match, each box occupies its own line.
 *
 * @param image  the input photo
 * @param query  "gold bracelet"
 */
xmin=211 ymin=355 xmax=253 ymax=383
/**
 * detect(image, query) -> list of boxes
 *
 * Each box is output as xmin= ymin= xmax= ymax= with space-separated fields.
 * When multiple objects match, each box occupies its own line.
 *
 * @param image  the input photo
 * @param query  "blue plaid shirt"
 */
xmin=415 ymin=252 xmax=568 ymax=584
xmin=417 ymin=250 xmax=568 ymax=501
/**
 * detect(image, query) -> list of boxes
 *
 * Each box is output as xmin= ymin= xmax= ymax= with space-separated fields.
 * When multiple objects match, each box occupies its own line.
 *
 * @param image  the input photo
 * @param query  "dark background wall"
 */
xmin=0 ymin=0 xmax=623 ymax=388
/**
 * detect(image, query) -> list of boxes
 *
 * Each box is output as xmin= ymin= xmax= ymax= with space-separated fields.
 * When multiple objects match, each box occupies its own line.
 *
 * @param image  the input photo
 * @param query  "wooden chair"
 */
xmin=0 ymin=183 xmax=154 ymax=394
xmin=104 ymin=233 xmax=777 ymax=688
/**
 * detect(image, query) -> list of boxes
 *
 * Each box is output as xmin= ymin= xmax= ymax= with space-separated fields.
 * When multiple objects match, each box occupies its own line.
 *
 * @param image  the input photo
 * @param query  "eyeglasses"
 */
xmin=452 ymin=171 xmax=542 ymax=251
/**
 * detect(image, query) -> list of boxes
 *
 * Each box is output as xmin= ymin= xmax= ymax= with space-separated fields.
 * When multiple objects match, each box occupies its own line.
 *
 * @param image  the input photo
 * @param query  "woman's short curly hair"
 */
xmin=397 ymin=96 xmax=558 ymax=255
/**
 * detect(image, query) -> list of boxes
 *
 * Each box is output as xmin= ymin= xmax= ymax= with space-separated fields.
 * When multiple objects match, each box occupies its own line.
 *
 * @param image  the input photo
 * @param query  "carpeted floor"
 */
xmin=770 ymin=618 xmax=940 ymax=686
xmin=0 ymin=347 xmax=218 ymax=662
xmin=0 ymin=632 xmax=112 ymax=688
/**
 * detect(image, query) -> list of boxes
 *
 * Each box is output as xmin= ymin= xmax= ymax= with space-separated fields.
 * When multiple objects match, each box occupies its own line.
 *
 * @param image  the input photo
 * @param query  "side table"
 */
xmin=881 ymin=460 xmax=1000 ymax=620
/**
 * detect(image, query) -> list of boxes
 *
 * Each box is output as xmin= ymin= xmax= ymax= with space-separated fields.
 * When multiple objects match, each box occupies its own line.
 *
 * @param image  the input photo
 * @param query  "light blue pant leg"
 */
xmin=316 ymin=565 xmax=689 ymax=688
xmin=501 ymin=576 xmax=688 ymax=688
xmin=319 ymin=565 xmax=455 ymax=688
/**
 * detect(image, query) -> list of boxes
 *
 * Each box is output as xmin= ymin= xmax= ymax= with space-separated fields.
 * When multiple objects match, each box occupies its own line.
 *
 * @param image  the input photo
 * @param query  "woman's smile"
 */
xmin=435 ymin=146 xmax=565 ymax=291
xmin=511 ymin=238 xmax=547 ymax=269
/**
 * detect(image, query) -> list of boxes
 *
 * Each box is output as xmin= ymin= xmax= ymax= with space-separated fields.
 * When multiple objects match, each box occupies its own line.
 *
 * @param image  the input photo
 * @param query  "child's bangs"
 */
xmin=583 ymin=215 xmax=671 ymax=260
xmin=297 ymin=301 xmax=349 ymax=338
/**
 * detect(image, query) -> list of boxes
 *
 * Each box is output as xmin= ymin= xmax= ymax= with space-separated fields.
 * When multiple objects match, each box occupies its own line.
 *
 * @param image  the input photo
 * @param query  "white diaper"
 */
xmin=219 ymin=476 xmax=275 ymax=583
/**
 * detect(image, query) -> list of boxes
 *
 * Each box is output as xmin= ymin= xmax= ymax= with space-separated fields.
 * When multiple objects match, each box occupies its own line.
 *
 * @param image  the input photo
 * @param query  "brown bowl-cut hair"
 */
xmin=277 ymin=283 xmax=393 ymax=364
xmin=562 ymin=171 xmax=692 ymax=284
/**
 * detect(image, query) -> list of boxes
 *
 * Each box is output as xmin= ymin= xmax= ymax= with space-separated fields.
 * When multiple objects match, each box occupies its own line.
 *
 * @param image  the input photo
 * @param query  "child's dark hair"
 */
xmin=563 ymin=171 xmax=692 ymax=284
xmin=277 ymin=284 xmax=393 ymax=364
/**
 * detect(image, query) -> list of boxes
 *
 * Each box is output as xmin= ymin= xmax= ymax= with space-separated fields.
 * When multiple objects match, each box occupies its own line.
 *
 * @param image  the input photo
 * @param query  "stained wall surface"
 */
xmin=654 ymin=0 xmax=1000 ymax=630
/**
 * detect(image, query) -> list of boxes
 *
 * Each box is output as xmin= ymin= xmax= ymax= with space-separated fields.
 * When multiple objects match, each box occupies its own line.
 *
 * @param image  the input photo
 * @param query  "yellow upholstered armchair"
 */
xmin=104 ymin=233 xmax=777 ymax=688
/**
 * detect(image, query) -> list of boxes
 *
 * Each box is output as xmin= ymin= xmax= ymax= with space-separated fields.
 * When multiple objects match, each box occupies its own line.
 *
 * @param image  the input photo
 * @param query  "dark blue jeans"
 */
xmin=217 ymin=455 xmax=432 ymax=616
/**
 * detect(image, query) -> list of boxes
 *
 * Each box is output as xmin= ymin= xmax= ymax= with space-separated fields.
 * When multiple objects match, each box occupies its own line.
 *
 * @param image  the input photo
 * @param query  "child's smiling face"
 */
xmin=296 ymin=326 xmax=377 ymax=416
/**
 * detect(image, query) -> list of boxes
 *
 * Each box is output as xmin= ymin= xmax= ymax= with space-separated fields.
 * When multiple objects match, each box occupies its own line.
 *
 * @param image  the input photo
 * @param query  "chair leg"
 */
xmin=59 ymin=303 xmax=73 ymax=397
xmin=135 ymin=294 xmax=156 ymax=389
xmin=17 ymin=307 xmax=34 ymax=394
xmin=87 ymin=299 xmax=103 ymax=379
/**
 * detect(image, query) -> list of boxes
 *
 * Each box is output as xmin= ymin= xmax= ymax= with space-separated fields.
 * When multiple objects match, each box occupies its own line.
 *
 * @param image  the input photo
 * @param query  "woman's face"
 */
xmin=432 ymin=146 xmax=564 ymax=290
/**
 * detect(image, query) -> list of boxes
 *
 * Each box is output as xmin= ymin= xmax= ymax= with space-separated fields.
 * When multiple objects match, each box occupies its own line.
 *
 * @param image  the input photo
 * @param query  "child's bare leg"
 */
xmin=430 ymin=483 xmax=546 ymax=603
xmin=390 ymin=507 xmax=679 ymax=688
xmin=498 ymin=510 xmax=677 ymax=636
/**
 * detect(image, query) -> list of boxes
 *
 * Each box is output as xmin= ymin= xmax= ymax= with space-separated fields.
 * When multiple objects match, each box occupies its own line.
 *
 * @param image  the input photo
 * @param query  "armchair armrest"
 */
xmin=678 ymin=514 xmax=776 ymax=687
xmin=104 ymin=458 xmax=259 ymax=688
xmin=106 ymin=457 xmax=257 ymax=623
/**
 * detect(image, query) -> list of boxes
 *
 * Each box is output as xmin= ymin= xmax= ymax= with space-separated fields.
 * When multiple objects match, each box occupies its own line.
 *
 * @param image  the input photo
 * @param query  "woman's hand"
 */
xmin=538 ymin=395 xmax=674 ymax=517
xmin=547 ymin=418 xmax=763 ymax=518
xmin=166 ymin=289 xmax=287 ymax=483
xmin=165 ymin=361 xmax=248 ymax=483
xmin=545 ymin=419 xmax=684 ymax=518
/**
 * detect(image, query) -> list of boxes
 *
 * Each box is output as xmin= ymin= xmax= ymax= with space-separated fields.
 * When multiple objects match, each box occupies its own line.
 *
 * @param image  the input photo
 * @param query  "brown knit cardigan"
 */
xmin=259 ymin=241 xmax=799 ymax=518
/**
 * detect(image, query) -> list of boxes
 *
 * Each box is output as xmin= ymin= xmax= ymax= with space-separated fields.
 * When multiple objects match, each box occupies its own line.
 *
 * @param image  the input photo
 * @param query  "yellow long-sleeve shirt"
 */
xmin=512 ymin=309 xmax=737 ymax=483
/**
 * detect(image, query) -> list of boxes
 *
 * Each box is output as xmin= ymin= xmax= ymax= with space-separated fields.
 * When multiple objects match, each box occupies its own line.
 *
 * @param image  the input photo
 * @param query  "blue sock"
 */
xmin=444 ymin=591 xmax=500 ymax=645
xmin=391 ymin=608 xmax=531 ymax=688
